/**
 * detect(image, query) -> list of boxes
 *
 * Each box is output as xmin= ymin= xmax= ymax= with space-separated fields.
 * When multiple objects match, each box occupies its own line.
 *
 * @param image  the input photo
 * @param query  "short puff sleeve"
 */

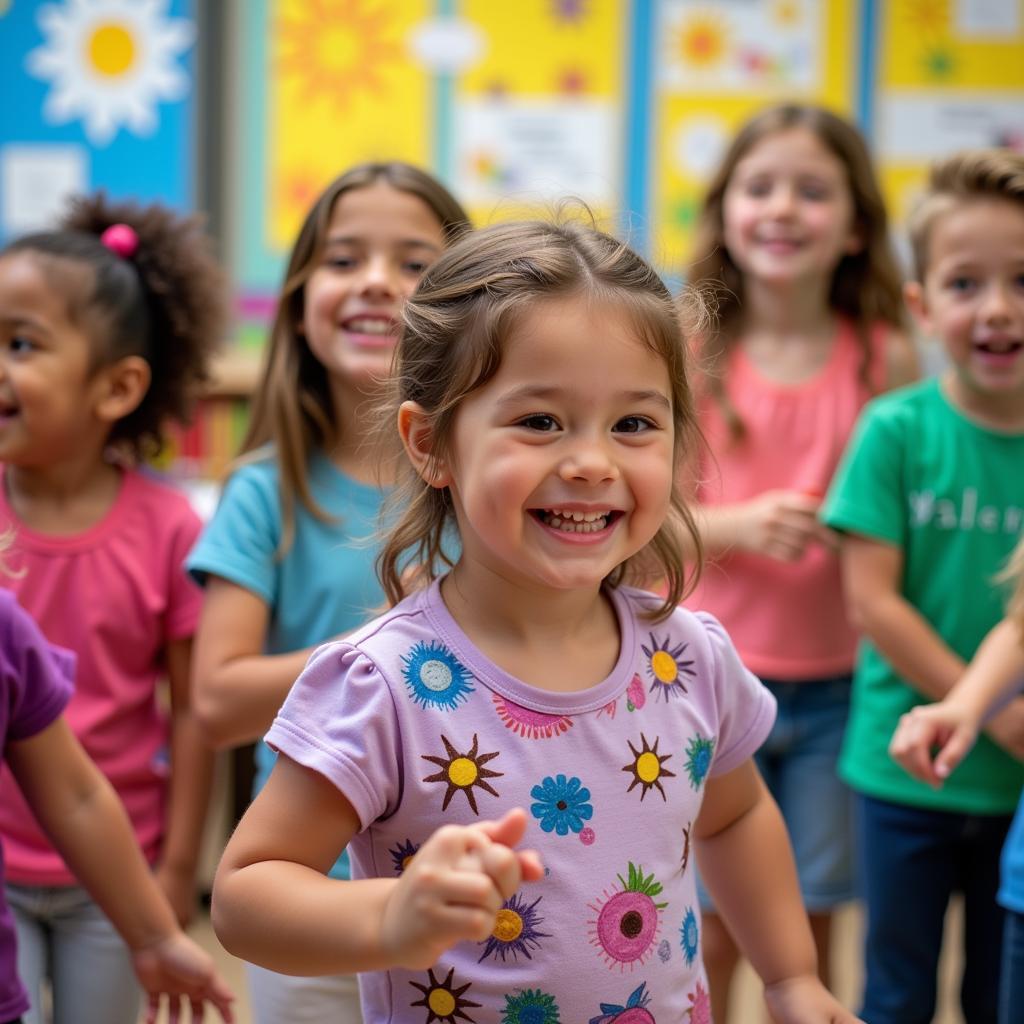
xmin=265 ymin=642 xmax=403 ymax=830
xmin=696 ymin=610 xmax=776 ymax=776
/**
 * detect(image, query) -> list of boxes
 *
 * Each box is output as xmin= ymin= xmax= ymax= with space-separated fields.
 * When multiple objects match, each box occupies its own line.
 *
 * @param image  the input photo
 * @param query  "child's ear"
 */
xmin=903 ymin=280 xmax=932 ymax=333
xmin=93 ymin=355 xmax=151 ymax=423
xmin=398 ymin=400 xmax=450 ymax=488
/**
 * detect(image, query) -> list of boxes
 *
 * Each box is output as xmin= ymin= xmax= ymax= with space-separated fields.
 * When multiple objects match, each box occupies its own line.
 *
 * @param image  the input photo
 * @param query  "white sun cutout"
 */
xmin=26 ymin=0 xmax=195 ymax=147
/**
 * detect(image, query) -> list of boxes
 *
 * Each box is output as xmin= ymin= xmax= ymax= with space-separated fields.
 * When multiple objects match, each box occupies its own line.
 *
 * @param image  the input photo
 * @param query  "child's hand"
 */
xmin=380 ymin=807 xmax=543 ymax=970
xmin=889 ymin=702 xmax=980 ymax=787
xmin=740 ymin=490 xmax=825 ymax=563
xmin=764 ymin=974 xmax=864 ymax=1023
xmin=132 ymin=931 xmax=235 ymax=1023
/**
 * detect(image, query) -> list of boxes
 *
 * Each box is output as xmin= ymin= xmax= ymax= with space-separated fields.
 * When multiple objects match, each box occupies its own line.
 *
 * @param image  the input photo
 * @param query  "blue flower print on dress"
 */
xmin=402 ymin=641 xmax=475 ymax=711
xmin=680 ymin=906 xmax=699 ymax=966
xmin=588 ymin=982 xmax=654 ymax=1024
xmin=530 ymin=774 xmax=593 ymax=835
xmin=683 ymin=734 xmax=715 ymax=790
xmin=501 ymin=988 xmax=561 ymax=1023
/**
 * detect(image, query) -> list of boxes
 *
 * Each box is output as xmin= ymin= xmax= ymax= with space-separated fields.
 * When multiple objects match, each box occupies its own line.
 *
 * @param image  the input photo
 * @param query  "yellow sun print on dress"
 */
xmin=276 ymin=0 xmax=403 ymax=112
xmin=641 ymin=633 xmax=696 ymax=702
xmin=409 ymin=966 xmax=481 ymax=1023
xmin=422 ymin=734 xmax=503 ymax=815
xmin=26 ymin=0 xmax=195 ymax=146
xmin=622 ymin=733 xmax=675 ymax=802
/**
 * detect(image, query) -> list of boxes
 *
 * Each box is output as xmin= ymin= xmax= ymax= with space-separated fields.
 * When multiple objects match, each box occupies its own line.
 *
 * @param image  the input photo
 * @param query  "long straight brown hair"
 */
xmin=236 ymin=163 xmax=471 ymax=554
xmin=687 ymin=104 xmax=906 ymax=439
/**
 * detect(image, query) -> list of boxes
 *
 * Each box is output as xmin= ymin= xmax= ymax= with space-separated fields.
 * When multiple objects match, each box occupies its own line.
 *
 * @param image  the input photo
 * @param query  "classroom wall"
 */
xmin=3 ymin=0 xmax=1024 ymax=359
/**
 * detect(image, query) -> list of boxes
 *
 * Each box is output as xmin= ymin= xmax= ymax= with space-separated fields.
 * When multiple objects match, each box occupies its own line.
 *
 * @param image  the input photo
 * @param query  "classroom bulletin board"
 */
xmin=0 ymin=0 xmax=197 ymax=243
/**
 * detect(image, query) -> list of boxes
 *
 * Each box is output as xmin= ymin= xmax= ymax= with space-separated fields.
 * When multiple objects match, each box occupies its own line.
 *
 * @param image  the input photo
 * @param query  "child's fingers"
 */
xmin=933 ymin=729 xmax=974 ymax=780
xmin=472 ymin=806 xmax=530 ymax=849
xmin=516 ymin=848 xmax=545 ymax=882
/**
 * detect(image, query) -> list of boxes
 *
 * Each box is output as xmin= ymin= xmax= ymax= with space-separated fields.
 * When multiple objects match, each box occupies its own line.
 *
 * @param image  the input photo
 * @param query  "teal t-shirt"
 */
xmin=186 ymin=450 xmax=389 ymax=878
xmin=823 ymin=378 xmax=1024 ymax=814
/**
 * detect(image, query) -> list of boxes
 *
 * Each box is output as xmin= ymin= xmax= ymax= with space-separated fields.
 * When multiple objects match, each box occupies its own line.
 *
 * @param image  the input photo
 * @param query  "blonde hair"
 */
xmin=687 ymin=103 xmax=906 ymax=439
xmin=1000 ymin=536 xmax=1024 ymax=635
xmin=907 ymin=148 xmax=1024 ymax=282
xmin=376 ymin=218 xmax=705 ymax=620
xmin=237 ymin=163 xmax=471 ymax=554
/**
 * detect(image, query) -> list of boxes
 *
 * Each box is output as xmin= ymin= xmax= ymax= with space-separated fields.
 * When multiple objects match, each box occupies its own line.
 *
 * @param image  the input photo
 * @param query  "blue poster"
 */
xmin=0 ymin=0 xmax=196 ymax=242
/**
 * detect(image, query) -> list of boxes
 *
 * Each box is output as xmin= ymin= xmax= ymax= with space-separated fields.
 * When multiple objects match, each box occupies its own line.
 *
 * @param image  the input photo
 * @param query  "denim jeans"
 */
xmin=6 ymin=884 xmax=141 ymax=1024
xmin=999 ymin=909 xmax=1024 ymax=1024
xmin=856 ymin=794 xmax=1010 ymax=1024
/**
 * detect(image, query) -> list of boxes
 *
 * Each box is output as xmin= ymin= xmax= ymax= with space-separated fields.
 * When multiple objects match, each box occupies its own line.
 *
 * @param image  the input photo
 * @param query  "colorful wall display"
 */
xmin=0 ymin=0 xmax=197 ymax=243
xmin=874 ymin=0 xmax=1024 ymax=237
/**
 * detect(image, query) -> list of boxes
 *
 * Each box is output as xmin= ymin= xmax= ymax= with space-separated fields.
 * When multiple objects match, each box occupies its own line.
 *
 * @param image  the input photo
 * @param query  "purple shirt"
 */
xmin=0 ymin=591 xmax=75 ymax=1020
xmin=268 ymin=581 xmax=775 ymax=1022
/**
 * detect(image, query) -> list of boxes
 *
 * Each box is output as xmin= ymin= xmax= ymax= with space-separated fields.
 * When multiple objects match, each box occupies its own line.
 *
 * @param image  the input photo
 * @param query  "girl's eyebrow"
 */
xmin=0 ymin=314 xmax=49 ymax=333
xmin=323 ymin=235 xmax=442 ymax=252
xmin=496 ymin=383 xmax=671 ymax=409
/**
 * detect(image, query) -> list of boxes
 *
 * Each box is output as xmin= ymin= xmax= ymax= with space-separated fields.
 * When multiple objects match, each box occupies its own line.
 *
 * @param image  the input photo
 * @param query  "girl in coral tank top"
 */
xmin=684 ymin=103 xmax=918 ymax=1023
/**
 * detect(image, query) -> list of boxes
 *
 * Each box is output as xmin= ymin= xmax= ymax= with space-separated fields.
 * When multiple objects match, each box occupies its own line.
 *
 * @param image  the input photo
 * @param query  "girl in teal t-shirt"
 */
xmin=187 ymin=163 xmax=470 ymax=1024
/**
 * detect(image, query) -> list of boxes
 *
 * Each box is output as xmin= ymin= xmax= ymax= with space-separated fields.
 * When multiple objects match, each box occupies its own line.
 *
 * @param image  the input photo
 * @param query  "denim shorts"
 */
xmin=699 ymin=674 xmax=855 ymax=912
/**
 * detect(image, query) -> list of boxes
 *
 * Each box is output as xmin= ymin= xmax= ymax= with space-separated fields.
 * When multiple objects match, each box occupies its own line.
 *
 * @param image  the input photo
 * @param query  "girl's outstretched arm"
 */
xmin=695 ymin=760 xmax=863 ymax=1024
xmin=6 ymin=717 xmax=235 ymax=1022
xmin=890 ymin=616 xmax=1024 ymax=785
xmin=213 ymin=753 xmax=543 ymax=975
xmin=157 ymin=636 xmax=214 ymax=926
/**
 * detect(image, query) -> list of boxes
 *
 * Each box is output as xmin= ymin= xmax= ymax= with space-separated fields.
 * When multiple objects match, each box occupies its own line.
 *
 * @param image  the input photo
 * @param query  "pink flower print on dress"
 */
xmin=588 ymin=863 xmax=666 ymax=971
xmin=626 ymin=673 xmax=645 ymax=712
xmin=588 ymin=982 xmax=656 ymax=1023
xmin=492 ymin=692 xmax=572 ymax=739
xmin=687 ymin=981 xmax=712 ymax=1024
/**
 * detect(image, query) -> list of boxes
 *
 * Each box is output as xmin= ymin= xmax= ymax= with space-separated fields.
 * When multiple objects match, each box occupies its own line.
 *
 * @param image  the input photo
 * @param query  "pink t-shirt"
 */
xmin=0 ymin=468 xmax=202 ymax=884
xmin=688 ymin=320 xmax=888 ymax=681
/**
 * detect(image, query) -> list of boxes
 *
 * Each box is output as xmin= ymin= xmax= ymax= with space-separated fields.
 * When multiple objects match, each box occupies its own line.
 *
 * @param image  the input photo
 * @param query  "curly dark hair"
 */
xmin=4 ymin=192 xmax=227 ymax=461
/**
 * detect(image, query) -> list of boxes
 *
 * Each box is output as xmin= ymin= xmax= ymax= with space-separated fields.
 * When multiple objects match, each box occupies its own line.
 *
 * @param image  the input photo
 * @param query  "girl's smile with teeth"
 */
xmin=534 ymin=508 xmax=617 ymax=533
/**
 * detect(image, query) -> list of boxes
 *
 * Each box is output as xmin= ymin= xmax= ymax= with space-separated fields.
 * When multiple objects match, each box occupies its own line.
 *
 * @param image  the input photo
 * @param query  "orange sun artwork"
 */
xmin=676 ymin=12 xmax=729 ymax=70
xmin=275 ymin=0 xmax=403 ymax=110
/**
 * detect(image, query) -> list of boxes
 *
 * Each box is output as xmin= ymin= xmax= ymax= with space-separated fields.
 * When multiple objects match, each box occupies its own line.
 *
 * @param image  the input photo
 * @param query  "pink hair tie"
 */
xmin=100 ymin=223 xmax=138 ymax=259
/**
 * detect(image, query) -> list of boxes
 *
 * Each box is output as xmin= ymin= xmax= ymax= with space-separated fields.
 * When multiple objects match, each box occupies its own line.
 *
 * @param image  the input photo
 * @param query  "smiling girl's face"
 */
xmin=300 ymin=181 xmax=447 ymax=394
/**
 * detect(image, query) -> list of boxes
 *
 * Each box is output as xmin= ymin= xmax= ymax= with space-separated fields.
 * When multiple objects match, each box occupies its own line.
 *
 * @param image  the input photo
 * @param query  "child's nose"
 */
xmin=979 ymin=281 xmax=1014 ymax=323
xmin=766 ymin=186 xmax=798 ymax=217
xmin=559 ymin=438 xmax=619 ymax=483
xmin=357 ymin=255 xmax=399 ymax=297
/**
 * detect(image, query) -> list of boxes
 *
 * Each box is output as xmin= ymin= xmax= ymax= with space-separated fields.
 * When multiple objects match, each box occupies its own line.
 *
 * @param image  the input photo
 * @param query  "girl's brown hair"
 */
xmin=238 ymin=162 xmax=471 ymax=553
xmin=687 ymin=103 xmax=906 ymax=438
xmin=377 ymin=218 xmax=705 ymax=620
xmin=4 ymin=193 xmax=226 ymax=462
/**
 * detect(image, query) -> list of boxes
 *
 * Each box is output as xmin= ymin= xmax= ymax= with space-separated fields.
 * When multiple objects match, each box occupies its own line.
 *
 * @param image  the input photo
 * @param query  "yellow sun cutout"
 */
xmin=276 ymin=0 xmax=403 ymax=110
xmin=409 ymin=966 xmax=481 ymax=1023
xmin=421 ymin=733 xmax=503 ymax=815
xmin=676 ymin=13 xmax=729 ymax=69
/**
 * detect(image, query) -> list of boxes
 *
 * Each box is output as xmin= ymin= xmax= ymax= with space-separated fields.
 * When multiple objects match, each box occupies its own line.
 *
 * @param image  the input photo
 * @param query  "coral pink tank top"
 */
xmin=687 ymin=319 xmax=888 ymax=681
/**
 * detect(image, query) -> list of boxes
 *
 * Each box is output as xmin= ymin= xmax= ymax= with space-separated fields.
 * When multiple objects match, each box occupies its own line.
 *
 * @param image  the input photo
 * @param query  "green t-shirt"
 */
xmin=823 ymin=378 xmax=1024 ymax=814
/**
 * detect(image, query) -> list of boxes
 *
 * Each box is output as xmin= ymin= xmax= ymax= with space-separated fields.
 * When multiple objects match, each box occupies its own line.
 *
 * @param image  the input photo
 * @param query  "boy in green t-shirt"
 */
xmin=823 ymin=148 xmax=1024 ymax=1024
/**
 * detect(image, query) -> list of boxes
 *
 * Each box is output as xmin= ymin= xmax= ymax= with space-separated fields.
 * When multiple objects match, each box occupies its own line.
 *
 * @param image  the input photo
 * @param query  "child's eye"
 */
xmin=325 ymin=256 xmax=357 ymax=271
xmin=403 ymin=260 xmax=431 ymax=275
xmin=8 ymin=335 xmax=35 ymax=355
xmin=798 ymin=182 xmax=830 ymax=200
xmin=614 ymin=415 xmax=655 ymax=434
xmin=947 ymin=276 xmax=976 ymax=293
xmin=517 ymin=414 xmax=559 ymax=432
xmin=743 ymin=179 xmax=772 ymax=198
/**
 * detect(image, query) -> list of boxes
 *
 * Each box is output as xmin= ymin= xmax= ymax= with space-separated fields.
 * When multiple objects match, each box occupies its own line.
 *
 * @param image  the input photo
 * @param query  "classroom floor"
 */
xmin=180 ymin=898 xmax=966 ymax=1024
